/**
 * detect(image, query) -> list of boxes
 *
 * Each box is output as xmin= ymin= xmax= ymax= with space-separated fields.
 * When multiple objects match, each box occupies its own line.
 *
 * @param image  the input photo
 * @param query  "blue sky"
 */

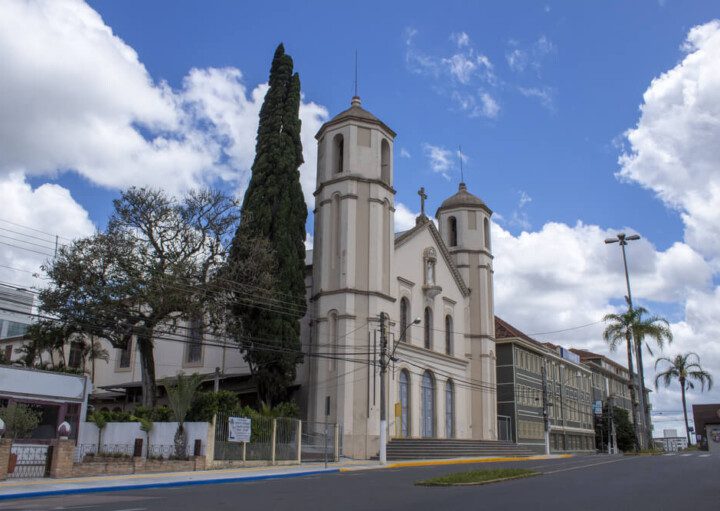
xmin=2 ymin=0 xmax=720 ymax=436
xmin=72 ymin=0 xmax=712 ymax=246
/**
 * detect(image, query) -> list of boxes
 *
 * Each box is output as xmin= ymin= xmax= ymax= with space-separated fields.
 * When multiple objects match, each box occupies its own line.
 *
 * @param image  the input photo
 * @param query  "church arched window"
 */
xmin=445 ymin=380 xmax=455 ymax=438
xmin=381 ymin=139 xmax=391 ymax=184
xmin=448 ymin=216 xmax=458 ymax=247
xmin=424 ymin=307 xmax=433 ymax=350
xmin=484 ymin=217 xmax=491 ymax=249
xmin=399 ymin=369 xmax=410 ymax=437
xmin=400 ymin=297 xmax=410 ymax=342
xmin=333 ymin=133 xmax=344 ymax=173
xmin=445 ymin=315 xmax=453 ymax=356
xmin=421 ymin=371 xmax=435 ymax=437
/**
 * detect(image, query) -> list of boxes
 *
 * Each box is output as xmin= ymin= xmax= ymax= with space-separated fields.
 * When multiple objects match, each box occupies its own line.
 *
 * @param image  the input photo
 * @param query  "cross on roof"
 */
xmin=418 ymin=187 xmax=427 ymax=217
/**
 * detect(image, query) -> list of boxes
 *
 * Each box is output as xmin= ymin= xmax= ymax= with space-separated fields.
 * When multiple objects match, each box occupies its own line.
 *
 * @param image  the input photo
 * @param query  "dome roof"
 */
xmin=315 ymin=96 xmax=396 ymax=139
xmin=436 ymin=183 xmax=491 ymax=216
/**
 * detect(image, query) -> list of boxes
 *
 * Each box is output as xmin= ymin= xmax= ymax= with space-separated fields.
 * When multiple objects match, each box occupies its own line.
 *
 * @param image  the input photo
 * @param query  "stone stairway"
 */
xmin=386 ymin=438 xmax=537 ymax=460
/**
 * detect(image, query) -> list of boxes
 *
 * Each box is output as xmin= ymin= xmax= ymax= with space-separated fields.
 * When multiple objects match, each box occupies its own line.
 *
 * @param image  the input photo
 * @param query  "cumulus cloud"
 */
xmin=0 ymin=173 xmax=95 ymax=287
xmin=618 ymin=20 xmax=720 ymax=266
xmin=395 ymin=203 xmax=419 ymax=232
xmin=0 ymin=0 xmax=327 ymax=203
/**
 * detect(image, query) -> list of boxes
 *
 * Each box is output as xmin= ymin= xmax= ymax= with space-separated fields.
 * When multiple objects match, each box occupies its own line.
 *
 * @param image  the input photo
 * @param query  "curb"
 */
xmin=382 ymin=454 xmax=572 ymax=470
xmin=0 ymin=468 xmax=340 ymax=501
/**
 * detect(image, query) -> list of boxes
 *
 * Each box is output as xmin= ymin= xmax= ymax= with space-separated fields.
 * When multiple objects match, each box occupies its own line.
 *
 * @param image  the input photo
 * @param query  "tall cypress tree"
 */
xmin=228 ymin=44 xmax=307 ymax=405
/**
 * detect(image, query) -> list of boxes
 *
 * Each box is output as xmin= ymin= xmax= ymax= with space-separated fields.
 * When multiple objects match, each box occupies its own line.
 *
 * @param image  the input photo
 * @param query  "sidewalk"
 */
xmin=0 ymin=454 xmax=570 ymax=501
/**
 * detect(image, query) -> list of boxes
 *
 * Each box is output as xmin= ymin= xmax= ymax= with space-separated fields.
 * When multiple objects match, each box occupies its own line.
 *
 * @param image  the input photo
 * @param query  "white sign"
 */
xmin=228 ymin=417 xmax=251 ymax=443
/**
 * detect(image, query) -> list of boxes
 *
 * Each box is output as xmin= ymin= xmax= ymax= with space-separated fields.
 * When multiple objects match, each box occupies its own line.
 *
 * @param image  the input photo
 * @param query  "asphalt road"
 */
xmin=1 ymin=453 xmax=717 ymax=511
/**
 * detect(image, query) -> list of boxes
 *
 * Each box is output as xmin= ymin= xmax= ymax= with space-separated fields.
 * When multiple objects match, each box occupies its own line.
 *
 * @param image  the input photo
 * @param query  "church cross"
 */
xmin=418 ymin=187 xmax=427 ymax=217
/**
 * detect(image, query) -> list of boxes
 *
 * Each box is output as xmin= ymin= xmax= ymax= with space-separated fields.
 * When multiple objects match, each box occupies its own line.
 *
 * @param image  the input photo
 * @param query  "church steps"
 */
xmin=386 ymin=439 xmax=536 ymax=460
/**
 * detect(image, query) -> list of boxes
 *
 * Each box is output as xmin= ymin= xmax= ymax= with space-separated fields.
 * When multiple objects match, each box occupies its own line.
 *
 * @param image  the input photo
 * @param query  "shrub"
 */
xmin=187 ymin=391 xmax=240 ymax=422
xmin=0 ymin=404 xmax=42 ymax=439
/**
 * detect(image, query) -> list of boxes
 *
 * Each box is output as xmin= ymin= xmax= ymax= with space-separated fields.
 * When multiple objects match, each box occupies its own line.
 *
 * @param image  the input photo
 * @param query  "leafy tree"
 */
xmin=227 ymin=43 xmax=307 ymax=406
xmin=164 ymin=372 xmax=204 ymax=458
xmin=89 ymin=410 xmax=108 ymax=451
xmin=612 ymin=407 xmax=635 ymax=453
xmin=655 ymin=352 xmax=713 ymax=445
xmin=81 ymin=337 xmax=110 ymax=382
xmin=0 ymin=404 xmax=41 ymax=439
xmin=39 ymin=187 xmax=242 ymax=407
xmin=187 ymin=390 xmax=240 ymax=422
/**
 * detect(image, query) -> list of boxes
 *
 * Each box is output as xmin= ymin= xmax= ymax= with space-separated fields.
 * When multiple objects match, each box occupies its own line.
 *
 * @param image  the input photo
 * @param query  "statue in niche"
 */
xmin=426 ymin=258 xmax=435 ymax=286
xmin=422 ymin=247 xmax=441 ymax=298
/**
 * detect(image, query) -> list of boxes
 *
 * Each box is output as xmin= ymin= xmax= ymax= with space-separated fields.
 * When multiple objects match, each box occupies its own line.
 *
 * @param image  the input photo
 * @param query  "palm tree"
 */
xmin=164 ymin=372 xmax=204 ymax=458
xmin=625 ymin=307 xmax=672 ymax=445
xmin=603 ymin=308 xmax=643 ymax=450
xmin=81 ymin=336 xmax=110 ymax=383
xmin=655 ymin=353 xmax=713 ymax=445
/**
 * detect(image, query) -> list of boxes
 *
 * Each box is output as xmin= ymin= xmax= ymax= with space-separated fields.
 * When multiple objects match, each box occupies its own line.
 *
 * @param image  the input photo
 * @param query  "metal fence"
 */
xmin=300 ymin=422 xmax=338 ymax=463
xmin=8 ymin=444 xmax=52 ymax=479
xmin=214 ymin=414 xmax=332 ymax=463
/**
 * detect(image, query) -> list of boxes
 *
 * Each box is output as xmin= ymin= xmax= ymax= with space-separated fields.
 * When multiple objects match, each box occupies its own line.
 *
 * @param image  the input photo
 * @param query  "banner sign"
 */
xmin=228 ymin=417 xmax=251 ymax=443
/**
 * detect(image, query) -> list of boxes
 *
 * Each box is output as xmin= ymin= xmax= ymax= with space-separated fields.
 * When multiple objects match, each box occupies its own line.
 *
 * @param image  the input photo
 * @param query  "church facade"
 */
xmin=299 ymin=96 xmax=498 ymax=459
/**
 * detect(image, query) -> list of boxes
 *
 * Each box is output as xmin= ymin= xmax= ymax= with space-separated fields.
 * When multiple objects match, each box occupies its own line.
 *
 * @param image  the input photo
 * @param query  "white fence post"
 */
xmin=334 ymin=423 xmax=340 ymax=462
xmin=271 ymin=418 xmax=277 ymax=465
xmin=296 ymin=420 xmax=302 ymax=464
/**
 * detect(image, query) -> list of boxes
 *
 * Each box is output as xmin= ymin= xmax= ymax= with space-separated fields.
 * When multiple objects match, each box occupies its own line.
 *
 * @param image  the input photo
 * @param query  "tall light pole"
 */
xmin=378 ymin=313 xmax=420 ymax=464
xmin=605 ymin=232 xmax=645 ymax=449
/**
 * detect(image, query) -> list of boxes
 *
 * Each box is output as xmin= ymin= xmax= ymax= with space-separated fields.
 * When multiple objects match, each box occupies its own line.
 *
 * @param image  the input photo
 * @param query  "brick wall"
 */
xmin=70 ymin=456 xmax=206 ymax=477
xmin=49 ymin=439 xmax=75 ymax=478
xmin=0 ymin=439 xmax=12 ymax=480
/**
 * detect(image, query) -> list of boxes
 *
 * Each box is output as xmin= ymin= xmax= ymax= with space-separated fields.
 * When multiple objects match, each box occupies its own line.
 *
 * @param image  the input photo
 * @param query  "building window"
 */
xmin=445 ymin=380 xmax=454 ymax=438
xmin=186 ymin=318 xmax=203 ymax=364
xmin=424 ymin=307 xmax=433 ymax=350
xmin=333 ymin=134 xmax=344 ymax=173
xmin=400 ymin=298 xmax=410 ymax=342
xmin=448 ymin=216 xmax=458 ymax=247
xmin=381 ymin=139 xmax=391 ymax=184
xmin=118 ymin=338 xmax=133 ymax=369
xmin=5 ymin=321 xmax=28 ymax=338
xmin=328 ymin=311 xmax=338 ymax=372
xmin=68 ymin=341 xmax=83 ymax=369
xmin=399 ymin=369 xmax=410 ymax=437
xmin=483 ymin=217 xmax=491 ymax=249
xmin=444 ymin=315 xmax=453 ymax=356
xmin=421 ymin=371 xmax=435 ymax=437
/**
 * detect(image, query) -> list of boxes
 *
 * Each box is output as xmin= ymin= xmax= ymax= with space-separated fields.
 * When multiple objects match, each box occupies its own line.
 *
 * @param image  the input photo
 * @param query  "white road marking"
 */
xmin=699 ymin=454 xmax=711 ymax=458
xmin=541 ymin=457 xmax=631 ymax=475
xmin=111 ymin=508 xmax=146 ymax=511
xmin=680 ymin=454 xmax=692 ymax=457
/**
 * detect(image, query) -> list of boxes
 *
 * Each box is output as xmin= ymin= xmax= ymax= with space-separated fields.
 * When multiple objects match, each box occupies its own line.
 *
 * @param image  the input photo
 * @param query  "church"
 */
xmin=299 ymin=96 xmax=498 ymax=459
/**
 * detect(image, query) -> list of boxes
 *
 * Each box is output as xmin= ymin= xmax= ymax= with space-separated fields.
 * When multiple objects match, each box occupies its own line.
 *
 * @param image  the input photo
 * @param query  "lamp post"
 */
xmin=605 ymin=232 xmax=645 ymax=449
xmin=379 ymin=313 xmax=420 ymax=464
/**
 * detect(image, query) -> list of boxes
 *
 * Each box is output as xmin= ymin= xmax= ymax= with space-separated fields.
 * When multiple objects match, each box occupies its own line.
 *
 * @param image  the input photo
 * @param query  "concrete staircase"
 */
xmin=386 ymin=438 xmax=537 ymax=460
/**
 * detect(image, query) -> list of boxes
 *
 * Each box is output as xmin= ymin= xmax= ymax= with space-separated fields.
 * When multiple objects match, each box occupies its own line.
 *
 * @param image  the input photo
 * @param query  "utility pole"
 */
xmin=605 ymin=232 xmax=645 ymax=450
xmin=378 ymin=312 xmax=388 ymax=464
xmin=541 ymin=365 xmax=551 ymax=456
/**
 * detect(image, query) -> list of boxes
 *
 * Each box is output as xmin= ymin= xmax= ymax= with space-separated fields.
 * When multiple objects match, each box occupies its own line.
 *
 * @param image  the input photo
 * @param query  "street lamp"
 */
xmin=605 ymin=232 xmax=646 ymax=449
xmin=379 ymin=314 xmax=421 ymax=465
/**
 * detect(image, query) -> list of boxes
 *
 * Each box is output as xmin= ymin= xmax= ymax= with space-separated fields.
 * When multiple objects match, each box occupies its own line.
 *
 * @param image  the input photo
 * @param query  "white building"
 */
xmin=299 ymin=96 xmax=497 ymax=459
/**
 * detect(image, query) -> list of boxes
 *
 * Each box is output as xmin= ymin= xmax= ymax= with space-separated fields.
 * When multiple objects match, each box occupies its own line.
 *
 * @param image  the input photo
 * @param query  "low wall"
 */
xmin=76 ymin=421 xmax=209 ymax=460
xmin=71 ymin=455 xmax=206 ymax=477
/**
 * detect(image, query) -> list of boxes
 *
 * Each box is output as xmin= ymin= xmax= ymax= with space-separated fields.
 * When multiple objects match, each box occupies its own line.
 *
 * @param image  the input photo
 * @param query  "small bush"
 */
xmin=0 ymin=403 xmax=42 ymax=439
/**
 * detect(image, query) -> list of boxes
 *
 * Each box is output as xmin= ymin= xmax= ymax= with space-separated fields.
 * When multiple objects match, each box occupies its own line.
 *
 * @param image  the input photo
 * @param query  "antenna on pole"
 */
xmin=459 ymin=145 xmax=465 ymax=184
xmin=354 ymin=50 xmax=358 ymax=98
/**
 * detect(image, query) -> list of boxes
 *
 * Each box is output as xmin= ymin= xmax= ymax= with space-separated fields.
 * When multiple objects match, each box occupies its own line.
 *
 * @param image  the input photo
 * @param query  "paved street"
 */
xmin=0 ymin=454 xmax=716 ymax=511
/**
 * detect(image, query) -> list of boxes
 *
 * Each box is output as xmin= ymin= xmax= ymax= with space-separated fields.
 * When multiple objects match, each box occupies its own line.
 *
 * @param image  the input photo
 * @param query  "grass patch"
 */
xmin=416 ymin=468 xmax=539 ymax=486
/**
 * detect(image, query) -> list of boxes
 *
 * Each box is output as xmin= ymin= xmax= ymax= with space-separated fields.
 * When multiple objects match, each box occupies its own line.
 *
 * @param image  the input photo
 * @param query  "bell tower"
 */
xmin=309 ymin=96 xmax=397 ymax=458
xmin=436 ymin=182 xmax=497 ymax=440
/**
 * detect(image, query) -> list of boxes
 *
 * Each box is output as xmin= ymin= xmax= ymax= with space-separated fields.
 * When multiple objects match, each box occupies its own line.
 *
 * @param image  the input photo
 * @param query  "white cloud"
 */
xmin=0 ymin=172 xmax=95 ymax=288
xmin=0 ymin=0 xmax=327 ymax=204
xmin=518 ymin=86 xmax=555 ymax=110
xmin=400 ymin=148 xmax=412 ymax=159
xmin=479 ymin=92 xmax=500 ymax=118
xmin=451 ymin=32 xmax=471 ymax=48
xmin=618 ymin=20 xmax=720 ymax=265
xmin=423 ymin=144 xmax=453 ymax=179
xmin=395 ymin=203 xmax=419 ymax=232
xmin=506 ymin=35 xmax=555 ymax=74
xmin=405 ymin=27 xmax=498 ymax=119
